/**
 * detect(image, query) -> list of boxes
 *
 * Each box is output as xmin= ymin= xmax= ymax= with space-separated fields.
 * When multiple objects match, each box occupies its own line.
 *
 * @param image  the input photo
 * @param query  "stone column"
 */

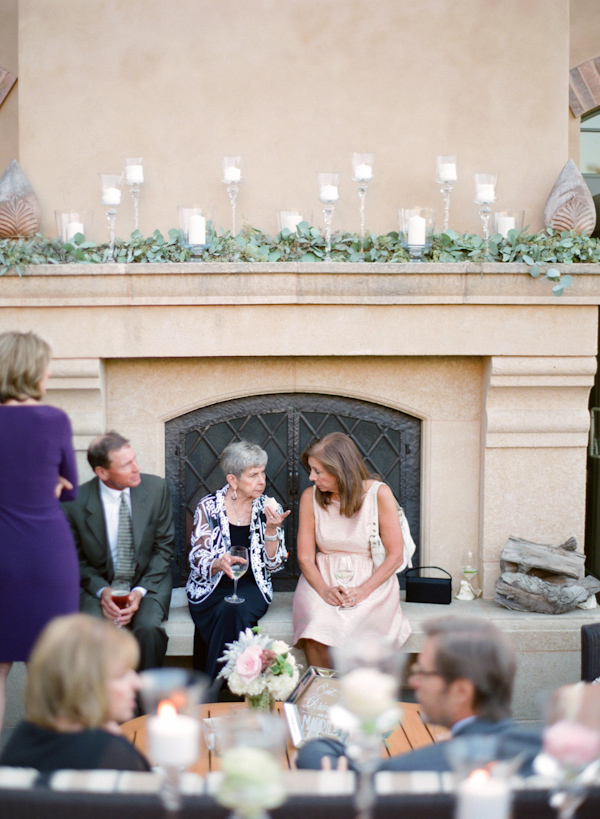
xmin=480 ymin=355 xmax=596 ymax=598
xmin=45 ymin=358 xmax=104 ymax=481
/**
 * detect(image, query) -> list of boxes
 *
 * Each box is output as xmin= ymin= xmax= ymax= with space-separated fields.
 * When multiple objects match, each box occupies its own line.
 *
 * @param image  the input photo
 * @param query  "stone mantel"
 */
xmin=2 ymin=262 xmax=600 ymax=307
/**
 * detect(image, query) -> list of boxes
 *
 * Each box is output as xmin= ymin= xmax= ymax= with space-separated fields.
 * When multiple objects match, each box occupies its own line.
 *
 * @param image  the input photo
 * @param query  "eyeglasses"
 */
xmin=408 ymin=664 xmax=443 ymax=679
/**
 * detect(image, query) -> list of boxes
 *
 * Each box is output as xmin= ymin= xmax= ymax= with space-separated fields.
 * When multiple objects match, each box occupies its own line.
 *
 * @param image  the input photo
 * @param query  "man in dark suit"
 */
xmin=63 ymin=431 xmax=174 ymax=670
xmin=297 ymin=616 xmax=541 ymax=774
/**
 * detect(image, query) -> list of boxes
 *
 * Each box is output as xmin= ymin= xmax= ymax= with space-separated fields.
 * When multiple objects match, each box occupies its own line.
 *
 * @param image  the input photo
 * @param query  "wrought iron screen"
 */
xmin=165 ymin=394 xmax=421 ymax=590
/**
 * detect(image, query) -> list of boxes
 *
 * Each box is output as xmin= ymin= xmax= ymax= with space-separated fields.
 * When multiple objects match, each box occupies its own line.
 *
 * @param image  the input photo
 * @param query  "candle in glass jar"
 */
xmin=126 ymin=164 xmax=144 ymax=185
xmin=280 ymin=212 xmax=302 ymax=232
xmin=188 ymin=214 xmax=206 ymax=245
xmin=102 ymin=187 xmax=121 ymax=207
xmin=320 ymin=185 xmax=339 ymax=202
xmin=475 ymin=184 xmax=495 ymax=203
xmin=66 ymin=221 xmax=84 ymax=241
xmin=354 ymin=163 xmax=373 ymax=181
xmin=148 ymin=702 xmax=200 ymax=769
xmin=438 ymin=162 xmax=457 ymax=182
xmin=457 ymin=770 xmax=511 ymax=819
xmin=496 ymin=215 xmax=515 ymax=238
xmin=223 ymin=166 xmax=241 ymax=183
xmin=407 ymin=215 xmax=426 ymax=245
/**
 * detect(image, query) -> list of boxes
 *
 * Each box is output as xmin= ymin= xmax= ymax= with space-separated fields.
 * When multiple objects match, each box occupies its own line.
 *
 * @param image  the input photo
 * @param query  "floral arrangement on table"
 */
xmin=216 ymin=746 xmax=286 ymax=819
xmin=218 ymin=627 xmax=300 ymax=710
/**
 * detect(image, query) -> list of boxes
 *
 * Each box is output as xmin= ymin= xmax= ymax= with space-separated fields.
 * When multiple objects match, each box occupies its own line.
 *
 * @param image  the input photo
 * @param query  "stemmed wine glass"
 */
xmin=225 ymin=545 xmax=249 ymax=604
xmin=461 ymin=548 xmax=478 ymax=588
xmin=334 ymin=555 xmax=356 ymax=610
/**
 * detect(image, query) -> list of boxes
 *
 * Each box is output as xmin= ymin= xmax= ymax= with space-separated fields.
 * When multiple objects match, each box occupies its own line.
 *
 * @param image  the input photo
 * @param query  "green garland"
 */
xmin=2 ymin=222 xmax=600 ymax=296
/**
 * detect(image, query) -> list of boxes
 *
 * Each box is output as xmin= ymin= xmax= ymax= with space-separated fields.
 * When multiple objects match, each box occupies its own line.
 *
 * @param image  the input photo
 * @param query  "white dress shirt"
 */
xmin=98 ymin=481 xmax=146 ymax=597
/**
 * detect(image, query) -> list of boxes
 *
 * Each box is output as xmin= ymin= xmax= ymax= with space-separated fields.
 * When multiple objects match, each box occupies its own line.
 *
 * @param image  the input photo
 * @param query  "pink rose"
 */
xmin=235 ymin=645 xmax=264 ymax=682
xmin=544 ymin=720 xmax=600 ymax=768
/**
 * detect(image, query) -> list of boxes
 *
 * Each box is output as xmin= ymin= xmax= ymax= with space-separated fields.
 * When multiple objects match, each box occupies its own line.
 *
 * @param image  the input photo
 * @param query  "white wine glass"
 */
xmin=461 ymin=548 xmax=478 ymax=586
xmin=334 ymin=554 xmax=356 ymax=610
xmin=225 ymin=545 xmax=249 ymax=604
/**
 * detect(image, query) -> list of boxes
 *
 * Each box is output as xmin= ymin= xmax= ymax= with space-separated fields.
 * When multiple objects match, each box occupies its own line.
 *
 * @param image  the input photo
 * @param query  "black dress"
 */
xmin=0 ymin=721 xmax=150 ymax=772
xmin=189 ymin=524 xmax=269 ymax=684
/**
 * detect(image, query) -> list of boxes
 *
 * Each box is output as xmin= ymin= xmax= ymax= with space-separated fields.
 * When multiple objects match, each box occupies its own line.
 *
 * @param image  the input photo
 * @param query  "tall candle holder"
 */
xmin=317 ymin=172 xmax=340 ymax=262
xmin=435 ymin=154 xmax=457 ymax=231
xmin=99 ymin=173 xmax=124 ymax=263
xmin=140 ymin=668 xmax=208 ymax=812
xmin=474 ymin=173 xmax=498 ymax=259
xmin=178 ymin=205 xmax=208 ymax=259
xmin=398 ymin=206 xmax=436 ymax=262
xmin=125 ymin=157 xmax=144 ymax=232
xmin=351 ymin=152 xmax=374 ymax=250
xmin=222 ymin=156 xmax=242 ymax=234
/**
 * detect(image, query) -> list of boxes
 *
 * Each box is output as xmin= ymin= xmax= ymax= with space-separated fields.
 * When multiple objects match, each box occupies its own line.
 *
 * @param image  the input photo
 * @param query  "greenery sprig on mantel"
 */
xmin=1 ymin=222 xmax=599 ymax=296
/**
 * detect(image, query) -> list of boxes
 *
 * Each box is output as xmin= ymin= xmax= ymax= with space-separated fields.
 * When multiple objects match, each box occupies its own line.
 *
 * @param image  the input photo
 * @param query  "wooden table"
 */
xmin=120 ymin=701 xmax=449 ymax=775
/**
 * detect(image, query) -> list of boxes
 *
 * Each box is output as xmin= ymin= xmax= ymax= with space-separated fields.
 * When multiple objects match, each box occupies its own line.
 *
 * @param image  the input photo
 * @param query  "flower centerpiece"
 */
xmin=218 ymin=628 xmax=300 ymax=711
xmin=216 ymin=746 xmax=286 ymax=819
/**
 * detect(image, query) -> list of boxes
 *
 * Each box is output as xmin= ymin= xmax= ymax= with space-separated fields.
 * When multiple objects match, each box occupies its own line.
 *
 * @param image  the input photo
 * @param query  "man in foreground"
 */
xmin=63 ymin=431 xmax=174 ymax=669
xmin=297 ymin=616 xmax=542 ymax=773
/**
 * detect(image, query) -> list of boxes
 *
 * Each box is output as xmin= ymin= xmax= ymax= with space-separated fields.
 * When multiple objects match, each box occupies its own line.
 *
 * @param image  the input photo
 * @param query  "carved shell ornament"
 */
xmin=0 ymin=159 xmax=42 ymax=238
xmin=543 ymin=159 xmax=596 ymax=236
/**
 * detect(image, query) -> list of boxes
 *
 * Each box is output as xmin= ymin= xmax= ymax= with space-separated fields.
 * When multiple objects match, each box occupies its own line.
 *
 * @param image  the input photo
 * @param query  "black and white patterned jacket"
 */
xmin=186 ymin=484 xmax=286 ymax=605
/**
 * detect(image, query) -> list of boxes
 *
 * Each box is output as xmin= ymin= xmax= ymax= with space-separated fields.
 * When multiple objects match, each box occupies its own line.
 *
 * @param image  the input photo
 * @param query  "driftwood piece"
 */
xmin=499 ymin=535 xmax=584 ymax=580
xmin=495 ymin=572 xmax=592 ymax=614
xmin=0 ymin=159 xmax=41 ymax=238
xmin=543 ymin=159 xmax=596 ymax=236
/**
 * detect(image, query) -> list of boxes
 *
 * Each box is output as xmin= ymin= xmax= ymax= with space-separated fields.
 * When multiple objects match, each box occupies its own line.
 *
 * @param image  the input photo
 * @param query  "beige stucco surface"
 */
xmin=0 ymin=0 xmax=18 ymax=173
xmin=17 ymin=0 xmax=569 ymax=241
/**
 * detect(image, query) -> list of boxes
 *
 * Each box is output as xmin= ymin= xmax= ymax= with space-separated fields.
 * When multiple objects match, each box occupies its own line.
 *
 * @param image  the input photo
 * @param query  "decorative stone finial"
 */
xmin=0 ymin=159 xmax=42 ymax=238
xmin=543 ymin=159 xmax=596 ymax=236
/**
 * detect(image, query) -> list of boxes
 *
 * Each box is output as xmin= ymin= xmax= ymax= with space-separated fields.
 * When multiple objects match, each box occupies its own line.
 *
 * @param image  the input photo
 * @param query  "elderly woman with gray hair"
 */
xmin=186 ymin=441 xmax=289 ymax=686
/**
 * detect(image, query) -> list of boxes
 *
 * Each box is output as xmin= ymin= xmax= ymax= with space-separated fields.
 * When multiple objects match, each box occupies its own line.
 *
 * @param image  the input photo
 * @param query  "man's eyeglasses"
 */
xmin=408 ymin=664 xmax=443 ymax=679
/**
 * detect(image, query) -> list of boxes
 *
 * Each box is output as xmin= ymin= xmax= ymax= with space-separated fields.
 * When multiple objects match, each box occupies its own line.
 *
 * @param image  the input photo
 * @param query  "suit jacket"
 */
xmin=296 ymin=718 xmax=542 ymax=777
xmin=63 ymin=474 xmax=174 ymax=616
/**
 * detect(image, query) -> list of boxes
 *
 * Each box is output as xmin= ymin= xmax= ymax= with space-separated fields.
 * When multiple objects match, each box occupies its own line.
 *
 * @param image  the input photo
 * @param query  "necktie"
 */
xmin=114 ymin=492 xmax=136 ymax=584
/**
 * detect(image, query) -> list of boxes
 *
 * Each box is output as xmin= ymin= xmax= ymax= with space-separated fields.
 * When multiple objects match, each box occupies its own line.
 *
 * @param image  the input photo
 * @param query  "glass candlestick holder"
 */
xmin=435 ymin=155 xmax=457 ymax=232
xmin=317 ymin=172 xmax=340 ymax=262
xmin=222 ymin=156 xmax=242 ymax=235
xmin=99 ymin=173 xmax=124 ymax=263
xmin=474 ymin=173 xmax=497 ymax=259
xmin=351 ymin=152 xmax=374 ymax=250
xmin=125 ymin=157 xmax=144 ymax=232
xmin=398 ymin=206 xmax=436 ymax=262
xmin=178 ymin=205 xmax=208 ymax=259
xmin=494 ymin=210 xmax=524 ymax=240
xmin=55 ymin=210 xmax=93 ymax=243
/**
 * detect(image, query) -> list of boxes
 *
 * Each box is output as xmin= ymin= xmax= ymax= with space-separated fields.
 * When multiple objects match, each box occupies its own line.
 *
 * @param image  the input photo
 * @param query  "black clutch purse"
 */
xmin=405 ymin=566 xmax=452 ymax=605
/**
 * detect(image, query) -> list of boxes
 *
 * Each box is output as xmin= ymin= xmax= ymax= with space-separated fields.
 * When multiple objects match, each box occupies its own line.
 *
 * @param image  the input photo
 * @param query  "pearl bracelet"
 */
xmin=264 ymin=533 xmax=279 ymax=541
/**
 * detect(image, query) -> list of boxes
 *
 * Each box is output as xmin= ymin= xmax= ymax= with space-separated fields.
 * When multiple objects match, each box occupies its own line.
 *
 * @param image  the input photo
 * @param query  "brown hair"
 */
xmin=25 ymin=613 xmax=139 ymax=730
xmin=424 ymin=616 xmax=516 ymax=721
xmin=87 ymin=431 xmax=130 ymax=470
xmin=0 ymin=331 xmax=51 ymax=403
xmin=301 ymin=432 xmax=376 ymax=517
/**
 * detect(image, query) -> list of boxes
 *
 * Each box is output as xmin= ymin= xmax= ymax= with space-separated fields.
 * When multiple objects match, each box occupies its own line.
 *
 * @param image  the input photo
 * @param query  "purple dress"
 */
xmin=0 ymin=405 xmax=80 ymax=662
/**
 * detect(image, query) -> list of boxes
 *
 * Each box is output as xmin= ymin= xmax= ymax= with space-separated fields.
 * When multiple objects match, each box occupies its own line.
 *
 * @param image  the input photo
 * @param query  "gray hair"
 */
xmin=220 ymin=440 xmax=268 ymax=478
xmin=424 ymin=616 xmax=516 ymax=721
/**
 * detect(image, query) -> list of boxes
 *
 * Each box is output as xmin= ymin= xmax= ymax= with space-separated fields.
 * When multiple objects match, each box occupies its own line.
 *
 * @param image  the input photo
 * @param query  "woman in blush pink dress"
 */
xmin=292 ymin=432 xmax=411 ymax=669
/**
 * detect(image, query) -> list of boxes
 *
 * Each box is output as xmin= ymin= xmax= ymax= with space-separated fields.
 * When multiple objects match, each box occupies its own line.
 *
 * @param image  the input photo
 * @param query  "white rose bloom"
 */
xmin=271 ymin=640 xmax=290 ymax=655
xmin=268 ymin=667 xmax=299 ymax=701
xmin=340 ymin=668 xmax=397 ymax=720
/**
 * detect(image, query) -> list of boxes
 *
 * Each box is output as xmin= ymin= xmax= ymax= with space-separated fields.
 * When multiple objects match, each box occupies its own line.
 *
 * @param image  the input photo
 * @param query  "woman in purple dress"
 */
xmin=0 ymin=332 xmax=80 ymax=731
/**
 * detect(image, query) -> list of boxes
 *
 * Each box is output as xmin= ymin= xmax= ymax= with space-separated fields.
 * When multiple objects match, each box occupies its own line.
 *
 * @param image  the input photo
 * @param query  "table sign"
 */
xmin=284 ymin=666 xmax=347 ymax=747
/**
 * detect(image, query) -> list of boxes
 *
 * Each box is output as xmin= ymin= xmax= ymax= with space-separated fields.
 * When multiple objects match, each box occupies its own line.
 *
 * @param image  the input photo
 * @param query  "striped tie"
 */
xmin=114 ymin=492 xmax=136 ymax=584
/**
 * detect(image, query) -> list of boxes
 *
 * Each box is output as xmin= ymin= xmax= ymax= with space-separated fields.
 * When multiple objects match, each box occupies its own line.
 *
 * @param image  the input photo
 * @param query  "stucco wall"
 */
xmin=17 ymin=0 xmax=569 ymax=241
xmin=0 ymin=0 xmax=18 ymax=173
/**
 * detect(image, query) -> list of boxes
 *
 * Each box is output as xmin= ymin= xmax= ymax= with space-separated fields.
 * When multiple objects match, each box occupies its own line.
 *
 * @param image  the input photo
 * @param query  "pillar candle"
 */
xmin=354 ymin=163 xmax=373 ymax=181
xmin=407 ymin=215 xmax=426 ymax=245
xmin=475 ymin=183 xmax=495 ymax=203
xmin=457 ymin=770 xmax=511 ymax=819
xmin=102 ymin=187 xmax=121 ymax=206
xmin=126 ymin=164 xmax=144 ymax=185
xmin=496 ymin=216 xmax=515 ymax=238
xmin=66 ymin=221 xmax=84 ymax=241
xmin=224 ymin=166 xmax=241 ymax=183
xmin=148 ymin=703 xmax=200 ymax=769
xmin=280 ymin=212 xmax=302 ymax=232
xmin=188 ymin=214 xmax=206 ymax=244
xmin=320 ymin=185 xmax=339 ymax=202
xmin=438 ymin=163 xmax=457 ymax=182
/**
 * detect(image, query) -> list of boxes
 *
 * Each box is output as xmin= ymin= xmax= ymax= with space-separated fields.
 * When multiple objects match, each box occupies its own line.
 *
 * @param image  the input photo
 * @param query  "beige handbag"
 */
xmin=369 ymin=481 xmax=416 ymax=573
